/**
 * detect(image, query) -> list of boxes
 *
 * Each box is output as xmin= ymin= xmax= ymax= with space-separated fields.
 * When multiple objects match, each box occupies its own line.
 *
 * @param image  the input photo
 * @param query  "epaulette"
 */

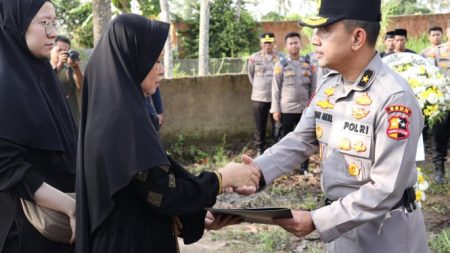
xmin=304 ymin=54 xmax=311 ymax=64
xmin=279 ymin=57 xmax=288 ymax=67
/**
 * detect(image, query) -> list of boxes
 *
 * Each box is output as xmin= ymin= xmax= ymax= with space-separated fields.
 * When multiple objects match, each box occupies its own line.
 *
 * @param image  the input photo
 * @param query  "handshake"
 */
xmin=217 ymin=155 xmax=261 ymax=195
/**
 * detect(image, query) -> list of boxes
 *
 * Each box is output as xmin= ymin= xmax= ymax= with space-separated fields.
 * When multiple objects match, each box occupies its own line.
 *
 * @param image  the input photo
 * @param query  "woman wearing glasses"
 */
xmin=0 ymin=1 xmax=76 ymax=252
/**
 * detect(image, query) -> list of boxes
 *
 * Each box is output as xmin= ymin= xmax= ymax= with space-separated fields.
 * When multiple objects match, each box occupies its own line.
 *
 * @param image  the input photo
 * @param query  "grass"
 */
xmin=430 ymin=229 xmax=450 ymax=253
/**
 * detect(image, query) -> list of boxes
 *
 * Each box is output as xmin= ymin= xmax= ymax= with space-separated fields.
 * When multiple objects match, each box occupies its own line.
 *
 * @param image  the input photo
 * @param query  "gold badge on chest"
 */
xmin=348 ymin=163 xmax=360 ymax=177
xmin=352 ymin=108 xmax=370 ymax=120
xmin=316 ymin=99 xmax=334 ymax=109
xmin=352 ymin=140 xmax=367 ymax=152
xmin=355 ymin=93 xmax=372 ymax=105
xmin=316 ymin=126 xmax=323 ymax=138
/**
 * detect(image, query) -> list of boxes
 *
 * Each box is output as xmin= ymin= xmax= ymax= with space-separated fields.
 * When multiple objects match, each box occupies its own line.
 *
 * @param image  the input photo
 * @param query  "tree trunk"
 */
xmin=93 ymin=0 xmax=112 ymax=46
xmin=235 ymin=0 xmax=241 ymax=21
xmin=198 ymin=0 xmax=209 ymax=76
xmin=159 ymin=0 xmax=173 ymax=78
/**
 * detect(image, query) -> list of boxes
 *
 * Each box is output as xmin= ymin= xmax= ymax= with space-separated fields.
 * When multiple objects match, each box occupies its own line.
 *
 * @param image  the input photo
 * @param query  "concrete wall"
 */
xmin=387 ymin=13 xmax=450 ymax=38
xmin=159 ymin=74 xmax=255 ymax=143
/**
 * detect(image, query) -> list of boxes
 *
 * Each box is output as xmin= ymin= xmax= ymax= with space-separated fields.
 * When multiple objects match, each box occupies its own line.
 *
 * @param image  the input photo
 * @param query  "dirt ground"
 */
xmin=178 ymin=145 xmax=450 ymax=253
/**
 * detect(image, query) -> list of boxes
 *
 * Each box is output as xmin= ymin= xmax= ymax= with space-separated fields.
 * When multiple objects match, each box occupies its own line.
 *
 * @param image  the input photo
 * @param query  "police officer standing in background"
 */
xmin=429 ymin=22 xmax=450 ymax=184
xmin=421 ymin=26 xmax=443 ymax=59
xmin=234 ymin=0 xmax=429 ymax=252
xmin=248 ymin=33 xmax=283 ymax=155
xmin=379 ymin=31 xmax=394 ymax=57
xmin=271 ymin=32 xmax=315 ymax=174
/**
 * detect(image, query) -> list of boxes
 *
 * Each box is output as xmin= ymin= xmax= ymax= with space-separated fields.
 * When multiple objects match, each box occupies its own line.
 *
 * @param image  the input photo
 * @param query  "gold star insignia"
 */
xmin=362 ymin=75 xmax=369 ymax=83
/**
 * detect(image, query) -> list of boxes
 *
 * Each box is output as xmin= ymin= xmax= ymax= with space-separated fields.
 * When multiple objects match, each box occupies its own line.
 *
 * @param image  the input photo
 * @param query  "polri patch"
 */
xmin=387 ymin=116 xmax=410 ymax=140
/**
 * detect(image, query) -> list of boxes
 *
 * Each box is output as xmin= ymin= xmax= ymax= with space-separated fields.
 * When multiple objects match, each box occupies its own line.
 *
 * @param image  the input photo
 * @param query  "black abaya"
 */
xmin=76 ymin=14 xmax=220 ymax=253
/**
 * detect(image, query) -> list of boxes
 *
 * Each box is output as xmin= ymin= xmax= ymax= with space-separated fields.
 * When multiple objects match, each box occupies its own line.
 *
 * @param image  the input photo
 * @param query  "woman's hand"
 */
xmin=205 ymin=211 xmax=242 ymax=230
xmin=33 ymin=183 xmax=76 ymax=243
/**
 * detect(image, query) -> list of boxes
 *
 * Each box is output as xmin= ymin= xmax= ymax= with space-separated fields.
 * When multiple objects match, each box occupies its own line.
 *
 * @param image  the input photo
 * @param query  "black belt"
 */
xmin=325 ymin=187 xmax=417 ymax=212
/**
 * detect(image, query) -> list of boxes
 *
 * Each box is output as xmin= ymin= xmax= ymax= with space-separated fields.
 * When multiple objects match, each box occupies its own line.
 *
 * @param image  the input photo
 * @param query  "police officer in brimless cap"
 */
xmin=380 ymin=31 xmax=395 ymax=57
xmin=244 ymin=0 xmax=430 ymax=252
xmin=385 ymin=28 xmax=416 ymax=55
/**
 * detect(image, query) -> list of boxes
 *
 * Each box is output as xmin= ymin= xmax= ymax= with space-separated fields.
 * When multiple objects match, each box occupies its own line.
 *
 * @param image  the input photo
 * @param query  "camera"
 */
xmin=68 ymin=50 xmax=80 ymax=61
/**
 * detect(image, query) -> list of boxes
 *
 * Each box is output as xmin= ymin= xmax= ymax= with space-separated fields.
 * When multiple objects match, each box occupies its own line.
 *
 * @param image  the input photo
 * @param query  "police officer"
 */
xmin=235 ymin=0 xmax=429 ymax=252
xmin=420 ymin=26 xmax=443 ymax=60
xmin=271 ymin=32 xmax=315 ymax=173
xmin=379 ymin=31 xmax=394 ymax=57
xmin=248 ymin=32 xmax=283 ymax=155
xmin=429 ymin=23 xmax=450 ymax=184
xmin=385 ymin=28 xmax=416 ymax=56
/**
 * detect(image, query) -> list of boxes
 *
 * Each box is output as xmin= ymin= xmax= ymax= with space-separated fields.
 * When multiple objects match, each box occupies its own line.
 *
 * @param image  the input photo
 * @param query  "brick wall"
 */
xmin=387 ymin=13 xmax=450 ymax=38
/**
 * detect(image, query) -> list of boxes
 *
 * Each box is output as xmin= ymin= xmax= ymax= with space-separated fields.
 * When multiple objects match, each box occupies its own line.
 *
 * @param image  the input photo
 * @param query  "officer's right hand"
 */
xmin=273 ymin=112 xmax=281 ymax=122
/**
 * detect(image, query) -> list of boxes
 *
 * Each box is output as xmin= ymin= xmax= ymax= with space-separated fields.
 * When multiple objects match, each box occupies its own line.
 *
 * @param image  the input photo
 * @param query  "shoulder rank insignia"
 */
xmin=279 ymin=57 xmax=288 ymax=67
xmin=348 ymin=163 xmax=360 ymax=177
xmin=352 ymin=140 xmax=367 ymax=152
xmin=324 ymin=87 xmax=335 ymax=97
xmin=385 ymin=105 xmax=412 ymax=116
xmin=387 ymin=116 xmax=410 ymax=140
xmin=352 ymin=108 xmax=370 ymax=120
xmin=355 ymin=93 xmax=372 ymax=105
xmin=356 ymin=69 xmax=374 ymax=89
xmin=316 ymin=99 xmax=334 ymax=109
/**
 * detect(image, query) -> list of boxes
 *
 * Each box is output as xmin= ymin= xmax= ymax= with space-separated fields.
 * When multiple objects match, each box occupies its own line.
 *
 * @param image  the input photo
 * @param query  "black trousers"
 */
xmin=432 ymin=111 xmax=450 ymax=167
xmin=281 ymin=113 xmax=302 ymax=135
xmin=252 ymin=101 xmax=274 ymax=149
xmin=281 ymin=113 xmax=309 ymax=171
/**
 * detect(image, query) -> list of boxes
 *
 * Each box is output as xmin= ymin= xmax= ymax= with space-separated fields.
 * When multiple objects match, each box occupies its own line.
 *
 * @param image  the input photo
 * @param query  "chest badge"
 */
xmin=324 ymin=87 xmax=335 ymax=97
xmin=352 ymin=108 xmax=370 ymax=120
xmin=274 ymin=65 xmax=282 ymax=75
xmin=348 ymin=163 xmax=360 ymax=177
xmin=316 ymin=126 xmax=323 ymax=138
xmin=387 ymin=116 xmax=410 ymax=140
xmin=355 ymin=93 xmax=372 ymax=106
xmin=316 ymin=99 xmax=334 ymax=110
xmin=352 ymin=141 xmax=367 ymax=152
xmin=338 ymin=138 xmax=351 ymax=151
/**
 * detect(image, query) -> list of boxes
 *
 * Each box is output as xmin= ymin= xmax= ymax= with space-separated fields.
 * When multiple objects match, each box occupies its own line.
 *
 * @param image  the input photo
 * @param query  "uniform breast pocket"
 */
xmin=255 ymin=64 xmax=264 ymax=76
xmin=283 ymin=70 xmax=295 ymax=84
xmin=343 ymin=155 xmax=372 ymax=182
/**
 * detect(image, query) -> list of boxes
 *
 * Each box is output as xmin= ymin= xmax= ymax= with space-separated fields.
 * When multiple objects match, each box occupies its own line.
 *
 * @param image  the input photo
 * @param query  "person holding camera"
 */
xmin=50 ymin=35 xmax=83 ymax=126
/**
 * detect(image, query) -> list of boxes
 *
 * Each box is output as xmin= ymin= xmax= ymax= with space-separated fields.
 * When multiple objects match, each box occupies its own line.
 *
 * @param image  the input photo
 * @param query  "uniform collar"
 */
xmin=351 ymin=53 xmax=382 ymax=92
xmin=334 ymin=53 xmax=382 ymax=99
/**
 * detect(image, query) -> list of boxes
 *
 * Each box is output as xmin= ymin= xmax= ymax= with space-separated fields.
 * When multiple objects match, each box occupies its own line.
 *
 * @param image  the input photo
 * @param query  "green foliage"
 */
xmin=53 ymin=0 xmax=93 ymax=48
xmin=166 ymin=134 xmax=209 ymax=165
xmin=383 ymin=0 xmax=431 ymax=15
xmin=137 ymin=0 xmax=161 ymax=17
xmin=261 ymin=11 xmax=284 ymax=21
xmin=180 ymin=0 xmax=259 ymax=58
xmin=430 ymin=229 xmax=450 ymax=253
xmin=258 ymin=229 xmax=290 ymax=252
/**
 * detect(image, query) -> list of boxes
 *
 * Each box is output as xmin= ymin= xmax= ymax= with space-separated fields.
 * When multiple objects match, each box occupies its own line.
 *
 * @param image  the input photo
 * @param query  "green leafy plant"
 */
xmin=430 ymin=229 xmax=450 ymax=253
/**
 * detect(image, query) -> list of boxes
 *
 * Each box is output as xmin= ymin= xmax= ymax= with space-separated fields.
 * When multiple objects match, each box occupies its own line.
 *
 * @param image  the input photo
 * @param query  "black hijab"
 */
xmin=76 ymin=14 xmax=170 ymax=252
xmin=0 ymin=0 xmax=77 ymax=166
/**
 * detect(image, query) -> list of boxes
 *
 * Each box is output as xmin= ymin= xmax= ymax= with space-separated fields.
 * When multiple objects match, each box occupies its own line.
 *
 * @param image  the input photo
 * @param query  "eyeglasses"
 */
xmin=30 ymin=20 xmax=59 ymax=36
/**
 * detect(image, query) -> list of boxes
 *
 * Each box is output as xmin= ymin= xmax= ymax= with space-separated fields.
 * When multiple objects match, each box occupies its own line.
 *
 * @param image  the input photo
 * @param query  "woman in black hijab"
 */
xmin=0 ymin=0 xmax=77 ymax=252
xmin=76 ymin=14 xmax=259 ymax=253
